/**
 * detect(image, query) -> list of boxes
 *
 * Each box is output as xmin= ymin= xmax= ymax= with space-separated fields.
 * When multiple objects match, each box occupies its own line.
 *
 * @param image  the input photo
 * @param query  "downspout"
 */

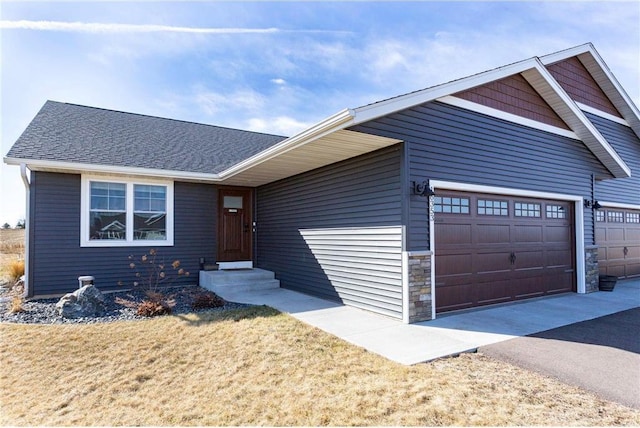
xmin=19 ymin=163 xmax=30 ymax=298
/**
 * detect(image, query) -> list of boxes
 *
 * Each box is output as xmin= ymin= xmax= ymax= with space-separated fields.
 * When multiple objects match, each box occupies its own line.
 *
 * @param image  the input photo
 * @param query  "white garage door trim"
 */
xmin=429 ymin=180 xmax=586 ymax=319
xmin=599 ymin=201 xmax=640 ymax=210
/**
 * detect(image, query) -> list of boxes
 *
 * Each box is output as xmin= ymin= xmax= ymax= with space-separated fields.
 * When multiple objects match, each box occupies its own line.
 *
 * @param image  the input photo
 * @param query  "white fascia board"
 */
xmin=538 ymin=43 xmax=593 ymax=66
xmin=437 ymin=95 xmax=580 ymax=140
xmin=576 ymin=102 xmax=630 ymax=127
xmin=3 ymin=157 xmax=223 ymax=182
xmin=218 ymin=108 xmax=355 ymax=178
xmin=351 ymin=58 xmax=541 ymax=125
xmin=523 ymin=60 xmax=631 ymax=178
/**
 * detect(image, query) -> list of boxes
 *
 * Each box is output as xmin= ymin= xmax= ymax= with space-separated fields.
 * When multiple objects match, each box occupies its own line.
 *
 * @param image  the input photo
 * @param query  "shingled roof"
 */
xmin=6 ymin=101 xmax=287 ymax=174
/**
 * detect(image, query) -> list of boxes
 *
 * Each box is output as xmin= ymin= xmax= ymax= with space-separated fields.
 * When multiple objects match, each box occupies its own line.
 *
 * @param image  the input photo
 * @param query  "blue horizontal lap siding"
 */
xmin=29 ymin=172 xmax=217 ymax=296
xmin=587 ymin=113 xmax=640 ymax=206
xmin=350 ymin=101 xmax=610 ymax=250
xmin=257 ymin=146 xmax=404 ymax=318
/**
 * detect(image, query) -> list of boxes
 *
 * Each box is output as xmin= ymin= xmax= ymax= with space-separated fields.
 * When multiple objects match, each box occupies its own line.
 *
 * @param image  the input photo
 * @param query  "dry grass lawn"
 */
xmin=0 ymin=229 xmax=24 ymax=282
xmin=1 ymin=306 xmax=639 ymax=426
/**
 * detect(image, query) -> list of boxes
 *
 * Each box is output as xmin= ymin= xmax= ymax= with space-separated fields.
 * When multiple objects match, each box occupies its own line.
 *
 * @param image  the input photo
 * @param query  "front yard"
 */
xmin=1 ymin=305 xmax=638 ymax=426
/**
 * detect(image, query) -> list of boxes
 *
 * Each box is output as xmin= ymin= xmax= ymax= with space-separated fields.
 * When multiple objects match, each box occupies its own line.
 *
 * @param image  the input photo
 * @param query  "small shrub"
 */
xmin=115 ymin=290 xmax=175 ymax=318
xmin=7 ymin=260 xmax=25 ymax=283
xmin=118 ymin=249 xmax=187 ymax=317
xmin=191 ymin=292 xmax=225 ymax=310
xmin=7 ymin=281 xmax=25 ymax=314
xmin=136 ymin=300 xmax=172 ymax=317
xmin=120 ymin=249 xmax=190 ymax=294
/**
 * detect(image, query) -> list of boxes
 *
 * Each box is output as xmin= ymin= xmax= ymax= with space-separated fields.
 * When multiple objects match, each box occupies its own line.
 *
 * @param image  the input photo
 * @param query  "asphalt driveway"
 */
xmin=481 ymin=308 xmax=640 ymax=410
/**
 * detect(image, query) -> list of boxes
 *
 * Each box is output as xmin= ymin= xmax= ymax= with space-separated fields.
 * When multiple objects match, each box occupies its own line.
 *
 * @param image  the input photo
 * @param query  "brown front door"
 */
xmin=218 ymin=188 xmax=253 ymax=262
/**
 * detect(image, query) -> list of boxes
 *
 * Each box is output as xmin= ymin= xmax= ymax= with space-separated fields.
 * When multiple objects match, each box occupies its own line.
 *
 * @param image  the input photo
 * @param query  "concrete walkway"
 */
xmin=214 ymin=279 xmax=640 ymax=365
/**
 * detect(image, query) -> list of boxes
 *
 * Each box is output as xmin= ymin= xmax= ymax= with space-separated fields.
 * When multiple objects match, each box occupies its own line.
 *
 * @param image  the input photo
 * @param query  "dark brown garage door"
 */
xmin=596 ymin=208 xmax=640 ymax=279
xmin=435 ymin=191 xmax=575 ymax=312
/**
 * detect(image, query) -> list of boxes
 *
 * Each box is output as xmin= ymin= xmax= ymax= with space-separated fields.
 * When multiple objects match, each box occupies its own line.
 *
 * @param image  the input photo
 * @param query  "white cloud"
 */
xmin=0 ymin=20 xmax=280 ymax=34
xmin=246 ymin=116 xmax=310 ymax=136
xmin=194 ymin=88 xmax=266 ymax=116
xmin=271 ymin=78 xmax=286 ymax=85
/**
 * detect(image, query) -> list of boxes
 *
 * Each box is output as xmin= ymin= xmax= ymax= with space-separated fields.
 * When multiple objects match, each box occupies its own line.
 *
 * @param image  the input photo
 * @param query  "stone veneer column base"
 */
xmin=584 ymin=245 xmax=599 ymax=293
xmin=407 ymin=251 xmax=432 ymax=323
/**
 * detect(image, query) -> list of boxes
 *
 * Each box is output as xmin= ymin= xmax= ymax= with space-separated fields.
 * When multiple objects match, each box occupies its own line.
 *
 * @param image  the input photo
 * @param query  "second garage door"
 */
xmin=595 ymin=207 xmax=640 ymax=279
xmin=434 ymin=191 xmax=576 ymax=312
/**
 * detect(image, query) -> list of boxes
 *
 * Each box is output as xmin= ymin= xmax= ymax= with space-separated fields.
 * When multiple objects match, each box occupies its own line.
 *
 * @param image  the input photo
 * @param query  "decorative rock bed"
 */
xmin=0 ymin=285 xmax=251 ymax=325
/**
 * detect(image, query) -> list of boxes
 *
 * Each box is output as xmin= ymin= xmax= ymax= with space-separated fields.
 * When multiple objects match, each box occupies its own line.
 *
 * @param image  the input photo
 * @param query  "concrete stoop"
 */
xmin=199 ymin=268 xmax=280 ymax=294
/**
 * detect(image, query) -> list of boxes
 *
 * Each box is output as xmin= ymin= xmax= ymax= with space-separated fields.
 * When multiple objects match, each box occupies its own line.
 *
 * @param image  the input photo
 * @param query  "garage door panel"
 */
xmin=435 ymin=190 xmax=576 ymax=313
xmin=604 ymin=264 xmax=626 ymax=278
xmin=476 ymin=251 xmax=513 ymax=273
xmin=477 ymin=280 xmax=514 ymax=306
xmin=607 ymin=246 xmax=627 ymax=260
xmin=437 ymin=283 xmax=475 ymax=312
xmin=545 ymin=271 xmax=574 ymax=294
xmin=437 ymin=223 xmax=472 ymax=245
xmin=476 ymin=224 xmax=510 ymax=244
xmin=545 ymin=225 xmax=572 ymax=242
xmin=514 ymin=225 xmax=543 ymax=243
xmin=626 ymin=229 xmax=640 ymax=241
xmin=605 ymin=227 xmax=625 ymax=241
xmin=626 ymin=245 xmax=640 ymax=258
xmin=546 ymin=249 xmax=573 ymax=268
xmin=512 ymin=276 xmax=545 ymax=299
xmin=627 ymin=262 xmax=640 ymax=277
xmin=513 ymin=250 xmax=545 ymax=270
xmin=436 ymin=253 xmax=473 ymax=277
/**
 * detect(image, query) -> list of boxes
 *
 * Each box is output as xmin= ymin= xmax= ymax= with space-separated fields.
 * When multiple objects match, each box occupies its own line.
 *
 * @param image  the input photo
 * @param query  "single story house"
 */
xmin=5 ymin=43 xmax=639 ymax=323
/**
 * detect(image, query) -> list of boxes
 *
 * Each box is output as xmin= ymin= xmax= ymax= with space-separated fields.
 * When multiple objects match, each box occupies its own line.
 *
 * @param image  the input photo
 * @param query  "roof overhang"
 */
xmin=2 ymin=156 xmax=224 ymax=183
xmin=219 ymin=129 xmax=402 ymax=186
xmin=4 ymin=109 xmax=402 ymax=187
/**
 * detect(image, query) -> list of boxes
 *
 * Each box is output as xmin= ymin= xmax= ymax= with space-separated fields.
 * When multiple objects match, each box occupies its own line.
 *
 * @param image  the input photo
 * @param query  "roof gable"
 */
xmin=540 ymin=43 xmax=640 ymax=139
xmin=453 ymin=73 xmax=570 ymax=130
xmin=347 ymin=45 xmax=631 ymax=178
xmin=546 ymin=56 xmax=621 ymax=118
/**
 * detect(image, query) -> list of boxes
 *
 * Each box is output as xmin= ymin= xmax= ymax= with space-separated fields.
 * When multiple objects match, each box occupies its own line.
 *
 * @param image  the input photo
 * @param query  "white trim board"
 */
xmin=577 ymin=102 xmax=630 ymax=127
xmin=598 ymin=201 xmax=640 ymax=210
xmin=438 ymin=96 xmax=580 ymax=140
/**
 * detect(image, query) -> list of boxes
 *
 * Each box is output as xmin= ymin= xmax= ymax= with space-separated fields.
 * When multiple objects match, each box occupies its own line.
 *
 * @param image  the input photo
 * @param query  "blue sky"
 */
xmin=1 ymin=1 xmax=639 ymax=225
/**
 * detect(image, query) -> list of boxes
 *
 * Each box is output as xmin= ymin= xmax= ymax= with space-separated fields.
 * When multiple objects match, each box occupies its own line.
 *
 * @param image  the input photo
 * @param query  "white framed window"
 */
xmin=81 ymin=175 xmax=174 ymax=247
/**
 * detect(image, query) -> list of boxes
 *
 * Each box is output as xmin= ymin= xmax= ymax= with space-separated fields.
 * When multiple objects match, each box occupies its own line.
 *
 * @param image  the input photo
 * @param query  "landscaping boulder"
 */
xmin=55 ymin=284 xmax=106 ymax=318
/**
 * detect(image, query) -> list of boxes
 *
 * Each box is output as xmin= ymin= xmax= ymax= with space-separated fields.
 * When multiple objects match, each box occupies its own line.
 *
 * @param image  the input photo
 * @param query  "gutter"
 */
xmin=19 ymin=163 xmax=30 ymax=298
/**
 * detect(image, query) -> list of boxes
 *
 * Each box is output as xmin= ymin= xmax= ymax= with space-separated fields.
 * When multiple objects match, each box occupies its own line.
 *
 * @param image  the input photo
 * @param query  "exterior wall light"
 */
xmin=584 ymin=200 xmax=602 ymax=209
xmin=412 ymin=180 xmax=435 ymax=197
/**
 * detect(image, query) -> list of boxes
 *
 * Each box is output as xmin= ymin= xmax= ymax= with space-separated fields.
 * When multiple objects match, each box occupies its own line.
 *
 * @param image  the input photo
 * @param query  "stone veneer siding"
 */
xmin=407 ymin=252 xmax=433 ymax=323
xmin=585 ymin=245 xmax=599 ymax=293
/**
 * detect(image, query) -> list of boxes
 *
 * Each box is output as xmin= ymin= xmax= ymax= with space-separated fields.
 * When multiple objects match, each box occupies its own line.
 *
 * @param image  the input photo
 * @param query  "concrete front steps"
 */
xmin=199 ymin=268 xmax=280 ymax=295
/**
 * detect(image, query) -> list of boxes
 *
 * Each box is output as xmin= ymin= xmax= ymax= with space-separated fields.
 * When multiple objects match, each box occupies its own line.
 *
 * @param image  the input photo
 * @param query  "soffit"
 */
xmin=220 ymin=129 xmax=402 ymax=186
